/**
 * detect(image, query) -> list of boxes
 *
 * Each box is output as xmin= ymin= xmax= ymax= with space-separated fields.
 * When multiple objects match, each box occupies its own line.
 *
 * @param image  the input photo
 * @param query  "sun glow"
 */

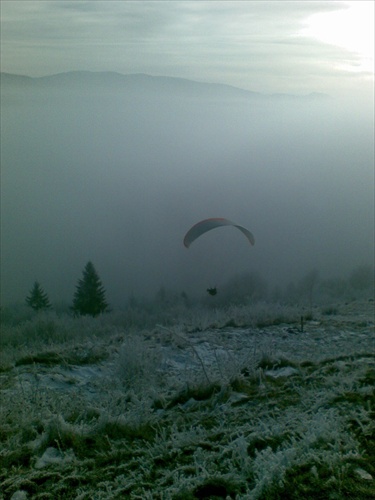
xmin=302 ymin=1 xmax=374 ymax=73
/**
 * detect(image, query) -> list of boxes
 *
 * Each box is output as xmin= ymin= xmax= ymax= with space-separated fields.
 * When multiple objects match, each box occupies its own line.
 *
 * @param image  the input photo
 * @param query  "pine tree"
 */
xmin=72 ymin=261 xmax=109 ymax=317
xmin=26 ymin=281 xmax=51 ymax=311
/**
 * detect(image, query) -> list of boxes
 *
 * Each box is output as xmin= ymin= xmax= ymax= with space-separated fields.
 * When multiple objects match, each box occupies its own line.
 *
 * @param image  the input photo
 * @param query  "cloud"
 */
xmin=1 ymin=1 xmax=372 ymax=97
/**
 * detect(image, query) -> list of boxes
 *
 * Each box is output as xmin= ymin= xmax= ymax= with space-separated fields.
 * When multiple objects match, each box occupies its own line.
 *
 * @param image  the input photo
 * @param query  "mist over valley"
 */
xmin=1 ymin=71 xmax=373 ymax=307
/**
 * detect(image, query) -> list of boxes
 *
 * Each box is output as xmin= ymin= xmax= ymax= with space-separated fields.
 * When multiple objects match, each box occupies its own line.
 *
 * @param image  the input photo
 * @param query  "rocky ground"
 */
xmin=0 ymin=300 xmax=374 ymax=499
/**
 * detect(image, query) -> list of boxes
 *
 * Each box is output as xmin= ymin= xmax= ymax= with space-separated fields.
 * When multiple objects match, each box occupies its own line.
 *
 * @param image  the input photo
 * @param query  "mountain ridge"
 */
xmin=0 ymin=71 xmax=330 ymax=101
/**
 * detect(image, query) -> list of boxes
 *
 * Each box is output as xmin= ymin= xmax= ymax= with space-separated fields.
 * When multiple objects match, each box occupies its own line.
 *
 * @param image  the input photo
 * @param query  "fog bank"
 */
xmin=1 ymin=72 xmax=373 ymax=306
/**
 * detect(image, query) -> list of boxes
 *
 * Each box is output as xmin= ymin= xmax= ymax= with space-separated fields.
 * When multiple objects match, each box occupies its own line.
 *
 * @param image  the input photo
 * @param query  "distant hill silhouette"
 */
xmin=0 ymin=71 xmax=330 ymax=101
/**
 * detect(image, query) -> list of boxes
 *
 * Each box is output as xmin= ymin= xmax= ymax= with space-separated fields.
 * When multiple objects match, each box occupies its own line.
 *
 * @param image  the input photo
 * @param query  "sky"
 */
xmin=1 ymin=1 xmax=374 ymax=306
xmin=1 ymin=1 xmax=374 ymax=98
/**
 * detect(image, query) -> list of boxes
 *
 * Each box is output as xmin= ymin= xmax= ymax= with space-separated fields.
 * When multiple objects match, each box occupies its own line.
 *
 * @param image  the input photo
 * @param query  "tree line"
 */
xmin=25 ymin=262 xmax=374 ymax=317
xmin=26 ymin=261 xmax=108 ymax=317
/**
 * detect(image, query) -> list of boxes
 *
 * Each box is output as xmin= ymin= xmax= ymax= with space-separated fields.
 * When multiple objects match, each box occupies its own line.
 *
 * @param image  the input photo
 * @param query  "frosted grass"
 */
xmin=0 ymin=299 xmax=373 ymax=498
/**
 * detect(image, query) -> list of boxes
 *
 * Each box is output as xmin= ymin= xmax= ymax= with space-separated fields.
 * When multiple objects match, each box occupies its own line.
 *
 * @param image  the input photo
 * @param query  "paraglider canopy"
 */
xmin=183 ymin=218 xmax=255 ymax=248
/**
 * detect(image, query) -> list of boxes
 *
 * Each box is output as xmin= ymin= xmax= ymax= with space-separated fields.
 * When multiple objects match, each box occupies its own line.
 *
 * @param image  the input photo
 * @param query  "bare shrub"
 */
xmin=217 ymin=271 xmax=269 ymax=305
xmin=116 ymin=335 xmax=162 ymax=389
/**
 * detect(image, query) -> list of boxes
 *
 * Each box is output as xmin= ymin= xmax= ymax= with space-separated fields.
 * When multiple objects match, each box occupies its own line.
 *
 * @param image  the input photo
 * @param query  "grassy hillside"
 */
xmin=0 ymin=300 xmax=374 ymax=499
